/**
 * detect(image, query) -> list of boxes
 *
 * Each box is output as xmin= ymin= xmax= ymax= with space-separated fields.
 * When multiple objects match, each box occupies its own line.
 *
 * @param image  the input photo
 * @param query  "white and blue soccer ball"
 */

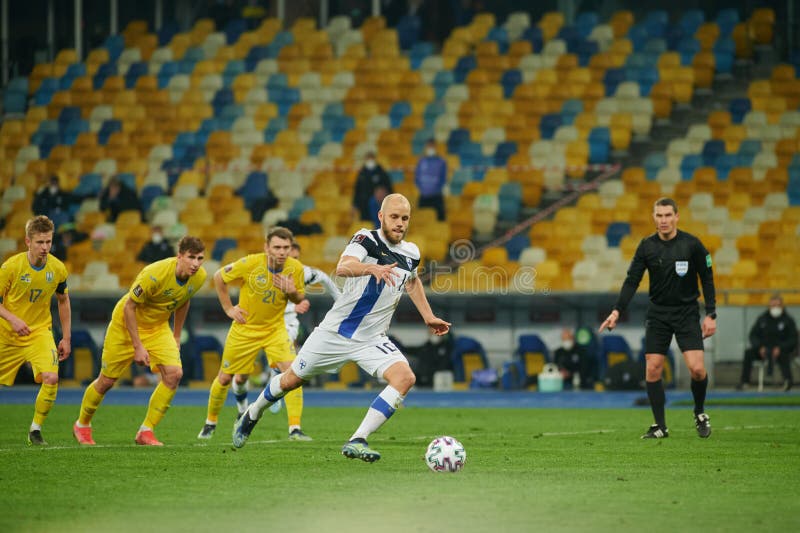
xmin=425 ymin=436 xmax=466 ymax=472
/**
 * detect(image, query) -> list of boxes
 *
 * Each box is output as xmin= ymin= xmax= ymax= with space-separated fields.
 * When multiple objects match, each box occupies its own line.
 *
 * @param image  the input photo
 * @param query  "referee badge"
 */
xmin=675 ymin=261 xmax=689 ymax=277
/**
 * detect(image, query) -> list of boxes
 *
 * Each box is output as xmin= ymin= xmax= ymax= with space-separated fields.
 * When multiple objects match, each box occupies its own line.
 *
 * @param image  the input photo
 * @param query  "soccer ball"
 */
xmin=425 ymin=436 xmax=466 ymax=472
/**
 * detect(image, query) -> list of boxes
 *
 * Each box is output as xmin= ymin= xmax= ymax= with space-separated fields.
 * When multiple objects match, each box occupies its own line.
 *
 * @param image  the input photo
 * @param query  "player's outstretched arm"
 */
xmin=336 ymin=255 xmax=399 ymax=286
xmin=406 ymin=277 xmax=451 ymax=335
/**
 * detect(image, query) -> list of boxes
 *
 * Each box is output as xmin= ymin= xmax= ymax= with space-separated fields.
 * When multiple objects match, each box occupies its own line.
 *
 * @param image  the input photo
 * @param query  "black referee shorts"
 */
xmin=644 ymin=304 xmax=704 ymax=355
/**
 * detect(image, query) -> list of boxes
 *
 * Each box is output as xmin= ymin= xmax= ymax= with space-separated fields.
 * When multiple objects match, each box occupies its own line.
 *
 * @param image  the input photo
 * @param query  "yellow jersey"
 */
xmin=109 ymin=257 xmax=207 ymax=332
xmin=0 ymin=252 xmax=68 ymax=344
xmin=221 ymin=254 xmax=304 ymax=332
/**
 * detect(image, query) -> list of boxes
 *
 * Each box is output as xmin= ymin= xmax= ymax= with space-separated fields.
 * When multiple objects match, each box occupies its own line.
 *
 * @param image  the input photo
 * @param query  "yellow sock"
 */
xmin=33 ymin=383 xmax=58 ymax=426
xmin=142 ymin=382 xmax=176 ymax=429
xmin=206 ymin=377 xmax=230 ymax=424
xmin=78 ymin=380 xmax=106 ymax=425
xmin=284 ymin=386 xmax=303 ymax=428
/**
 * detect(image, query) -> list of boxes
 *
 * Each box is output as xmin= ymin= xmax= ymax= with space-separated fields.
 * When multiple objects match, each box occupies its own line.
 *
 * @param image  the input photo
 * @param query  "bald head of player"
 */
xmin=377 ymin=193 xmax=411 ymax=245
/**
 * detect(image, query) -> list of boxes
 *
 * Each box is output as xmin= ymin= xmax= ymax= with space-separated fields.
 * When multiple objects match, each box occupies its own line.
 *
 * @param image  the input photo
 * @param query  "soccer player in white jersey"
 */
xmin=233 ymin=193 xmax=451 ymax=461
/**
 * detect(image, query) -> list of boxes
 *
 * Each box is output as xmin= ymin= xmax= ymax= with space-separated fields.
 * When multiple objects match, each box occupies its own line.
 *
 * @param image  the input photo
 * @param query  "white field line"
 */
xmin=0 ymin=425 xmax=789 ymax=453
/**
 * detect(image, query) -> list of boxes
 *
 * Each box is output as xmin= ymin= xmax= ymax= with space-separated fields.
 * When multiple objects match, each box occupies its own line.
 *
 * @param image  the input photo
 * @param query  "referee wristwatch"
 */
xmin=707 ymin=312 xmax=717 ymax=320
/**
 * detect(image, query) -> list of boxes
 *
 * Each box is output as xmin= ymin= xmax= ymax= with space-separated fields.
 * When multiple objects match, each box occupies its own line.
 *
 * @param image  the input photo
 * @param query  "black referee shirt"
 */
xmin=614 ymin=230 xmax=716 ymax=315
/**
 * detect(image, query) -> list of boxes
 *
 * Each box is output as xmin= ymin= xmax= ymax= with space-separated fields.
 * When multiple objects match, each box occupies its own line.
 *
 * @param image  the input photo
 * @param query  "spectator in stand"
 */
xmin=32 ymin=176 xmax=73 ymax=219
xmin=99 ymin=177 xmax=141 ymax=222
xmin=414 ymin=139 xmax=447 ymax=221
xmin=137 ymin=226 xmax=174 ymax=264
xmin=51 ymin=223 xmax=88 ymax=262
xmin=737 ymin=294 xmax=797 ymax=392
xmin=352 ymin=151 xmax=393 ymax=223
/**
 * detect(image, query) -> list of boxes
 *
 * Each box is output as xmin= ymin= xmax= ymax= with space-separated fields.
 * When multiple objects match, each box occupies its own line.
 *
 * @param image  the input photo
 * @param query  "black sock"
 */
xmin=691 ymin=374 xmax=708 ymax=415
xmin=646 ymin=379 xmax=666 ymax=429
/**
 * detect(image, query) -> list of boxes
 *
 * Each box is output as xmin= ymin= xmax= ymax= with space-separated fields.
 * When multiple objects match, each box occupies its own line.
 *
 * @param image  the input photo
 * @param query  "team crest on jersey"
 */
xmin=350 ymin=233 xmax=366 ymax=244
xmin=20 ymin=273 xmax=31 ymax=283
xmin=163 ymin=288 xmax=173 ymax=297
xmin=224 ymin=263 xmax=233 ymax=273
xmin=46 ymin=271 xmax=54 ymax=283
xmin=405 ymin=257 xmax=413 ymax=269
xmin=188 ymin=285 xmax=195 ymax=294
xmin=675 ymin=261 xmax=689 ymax=277
xmin=133 ymin=285 xmax=144 ymax=297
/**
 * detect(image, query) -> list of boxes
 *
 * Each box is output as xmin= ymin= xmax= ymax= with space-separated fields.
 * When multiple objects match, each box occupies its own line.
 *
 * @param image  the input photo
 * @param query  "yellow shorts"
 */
xmin=220 ymin=325 xmax=296 ymax=375
xmin=0 ymin=334 xmax=59 ymax=385
xmin=101 ymin=325 xmax=181 ymax=379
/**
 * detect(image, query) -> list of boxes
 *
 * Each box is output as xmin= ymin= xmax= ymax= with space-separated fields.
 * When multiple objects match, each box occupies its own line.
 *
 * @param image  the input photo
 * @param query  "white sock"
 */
xmin=350 ymin=385 xmax=404 ymax=441
xmin=75 ymin=421 xmax=90 ymax=428
xmin=139 ymin=425 xmax=152 ymax=432
xmin=30 ymin=422 xmax=42 ymax=431
xmin=248 ymin=374 xmax=287 ymax=420
xmin=204 ymin=419 xmax=217 ymax=426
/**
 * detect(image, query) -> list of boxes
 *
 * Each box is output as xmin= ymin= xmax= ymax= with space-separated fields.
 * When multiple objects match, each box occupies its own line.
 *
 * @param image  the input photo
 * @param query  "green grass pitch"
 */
xmin=1 ymin=404 xmax=798 ymax=532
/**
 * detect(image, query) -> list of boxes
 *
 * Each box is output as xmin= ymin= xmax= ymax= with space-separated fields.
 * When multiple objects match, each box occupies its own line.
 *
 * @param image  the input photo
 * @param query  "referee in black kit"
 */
xmin=599 ymin=197 xmax=717 ymax=439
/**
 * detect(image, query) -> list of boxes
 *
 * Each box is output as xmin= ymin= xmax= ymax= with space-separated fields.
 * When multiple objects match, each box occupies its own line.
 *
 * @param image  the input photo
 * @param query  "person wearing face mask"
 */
xmin=414 ymin=139 xmax=447 ymax=221
xmin=136 ymin=226 xmax=173 ymax=264
xmin=352 ymin=151 xmax=393 ymax=223
xmin=554 ymin=328 xmax=590 ymax=389
xmin=738 ymin=294 xmax=797 ymax=392
xmin=32 ymin=175 xmax=74 ymax=219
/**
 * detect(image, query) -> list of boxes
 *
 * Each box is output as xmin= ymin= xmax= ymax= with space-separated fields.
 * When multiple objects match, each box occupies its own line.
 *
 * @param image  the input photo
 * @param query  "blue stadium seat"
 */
xmin=603 ymin=67 xmax=625 ymax=96
xmin=716 ymin=8 xmax=739 ymax=36
xmin=329 ymin=116 xmax=354 ymax=142
xmin=644 ymin=152 xmax=667 ymax=180
xmin=504 ymin=233 xmax=529 ymax=260
xmin=606 ymin=222 xmax=631 ymax=247
xmin=409 ymin=41 xmax=433 ymax=69
xmin=3 ymin=89 xmax=26 ymax=114
xmin=116 ymin=172 xmax=137 ymax=192
xmin=451 ymin=336 xmax=489 ymax=383
xmin=73 ymin=173 xmax=103 ymax=198
xmin=500 ymin=69 xmax=522 ymax=98
xmin=157 ymin=61 xmax=179 ymax=88
xmin=575 ymin=11 xmax=599 ymax=38
xmin=729 ymin=98 xmax=751 ymax=123
xmin=627 ymin=24 xmax=649 ymax=51
xmin=522 ymin=26 xmax=543 ymax=52
xmin=680 ymin=154 xmax=703 ymax=180
xmin=558 ymin=25 xmax=582 ymax=53
xmin=588 ymin=127 xmax=610 ymax=163
xmin=678 ymin=9 xmax=705 ymax=37
xmin=237 ymin=171 xmax=269 ymax=208
xmin=59 ymin=118 xmax=89 ymax=145
xmin=423 ymin=100 xmax=446 ymax=126
xmin=738 ymin=139 xmax=761 ymax=159
xmin=598 ymin=334 xmax=633 ymax=378
xmin=157 ymin=20 xmax=179 ymax=46
xmin=124 ymin=62 xmax=148 ymax=89
xmin=103 ymin=34 xmax=124 ymax=61
xmin=224 ymin=18 xmax=248 ymax=44
xmin=493 ymin=141 xmax=517 ymax=166
xmin=576 ymin=40 xmax=599 ymax=66
xmin=397 ymin=14 xmax=421 ymax=49
xmin=211 ymin=238 xmax=238 ymax=261
xmin=389 ymin=101 xmax=411 ymax=128
xmin=515 ymin=334 xmax=551 ymax=384
xmin=446 ymin=128 xmax=471 ymax=154
xmin=487 ymin=26 xmax=509 ymax=53
xmin=714 ymin=153 xmax=737 ymax=180
xmin=97 ymin=119 xmax=122 ymax=145
xmin=677 ymin=38 xmax=701 ymax=66
xmin=453 ymin=55 xmax=477 ymax=83
xmin=308 ymin=130 xmax=332 ymax=155
xmin=498 ymin=182 xmax=522 ymax=221
xmin=643 ymin=38 xmax=667 ymax=56
xmin=92 ymin=62 xmax=117 ymax=89
xmin=539 ymin=114 xmax=562 ymax=139
xmin=289 ymin=196 xmax=315 ymax=220
xmin=701 ymin=140 xmax=725 ymax=166
xmin=713 ymin=39 xmax=735 ymax=74
xmin=140 ymin=185 xmax=165 ymax=212
xmin=643 ymin=10 xmax=668 ymax=38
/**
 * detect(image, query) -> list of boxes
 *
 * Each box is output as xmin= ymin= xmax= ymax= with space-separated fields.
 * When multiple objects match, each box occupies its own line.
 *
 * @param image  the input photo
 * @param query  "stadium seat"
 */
xmin=451 ymin=336 xmax=489 ymax=386
xmin=598 ymin=334 xmax=632 ymax=378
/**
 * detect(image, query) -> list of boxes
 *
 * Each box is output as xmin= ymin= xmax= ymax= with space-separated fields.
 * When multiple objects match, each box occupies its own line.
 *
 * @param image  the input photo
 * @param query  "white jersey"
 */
xmin=317 ymin=228 xmax=420 ymax=342
xmin=284 ymin=265 xmax=341 ymax=331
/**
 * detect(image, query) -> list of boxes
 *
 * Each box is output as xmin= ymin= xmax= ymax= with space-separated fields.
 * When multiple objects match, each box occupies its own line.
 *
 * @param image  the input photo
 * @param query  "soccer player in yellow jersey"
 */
xmin=73 ymin=236 xmax=206 ymax=446
xmin=0 ymin=216 xmax=71 ymax=446
xmin=197 ymin=227 xmax=308 ymax=440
